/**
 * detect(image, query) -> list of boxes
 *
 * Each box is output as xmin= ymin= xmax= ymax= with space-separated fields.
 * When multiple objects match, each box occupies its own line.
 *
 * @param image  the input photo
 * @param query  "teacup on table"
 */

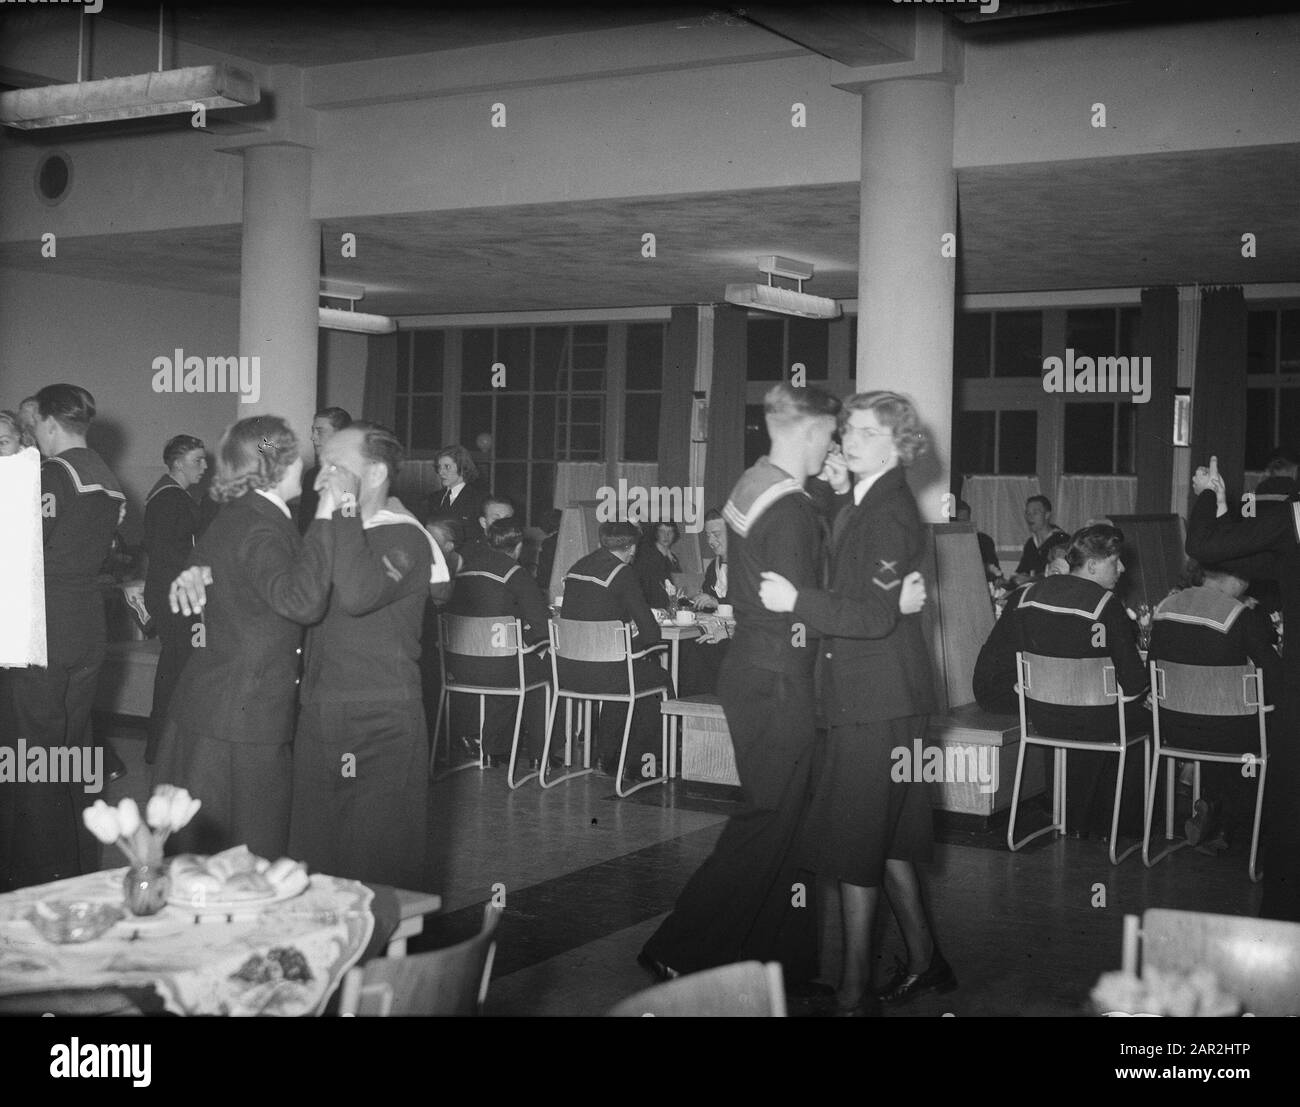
xmin=716 ymin=604 xmax=734 ymax=618
xmin=674 ymin=610 xmax=696 ymax=625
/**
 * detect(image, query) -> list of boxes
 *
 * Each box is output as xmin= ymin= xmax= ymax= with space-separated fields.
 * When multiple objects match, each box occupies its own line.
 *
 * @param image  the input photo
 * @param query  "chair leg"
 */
xmin=431 ymin=690 xmax=483 ymax=782
xmin=506 ymin=691 xmax=538 ymax=790
xmin=615 ymin=695 xmax=669 ymax=798
xmin=539 ymin=694 xmax=592 ymax=789
xmin=1008 ymin=740 xmax=1059 ymax=851
xmin=1109 ymin=743 xmax=1144 ymax=865
xmin=1249 ymin=759 xmax=1266 ymax=883
xmin=428 ymin=686 xmax=448 ymax=777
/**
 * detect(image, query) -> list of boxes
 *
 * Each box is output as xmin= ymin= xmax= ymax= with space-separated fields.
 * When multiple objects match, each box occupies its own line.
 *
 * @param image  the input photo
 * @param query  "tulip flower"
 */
xmin=117 ymin=797 xmax=141 ymax=838
xmin=146 ymin=791 xmax=171 ymax=831
xmin=82 ymin=800 xmax=120 ymax=845
xmin=168 ymin=788 xmax=192 ymax=831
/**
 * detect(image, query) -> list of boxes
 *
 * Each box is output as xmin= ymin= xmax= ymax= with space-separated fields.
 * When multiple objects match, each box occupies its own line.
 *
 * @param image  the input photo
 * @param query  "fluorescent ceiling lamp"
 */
xmin=724 ymin=255 xmax=842 ymax=319
xmin=319 ymin=306 xmax=396 ymax=335
xmin=0 ymin=64 xmax=259 ymax=130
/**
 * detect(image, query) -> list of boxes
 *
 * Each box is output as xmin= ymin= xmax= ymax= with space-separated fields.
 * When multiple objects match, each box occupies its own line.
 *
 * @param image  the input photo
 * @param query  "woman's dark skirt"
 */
xmin=802 ymin=714 xmax=933 ymax=888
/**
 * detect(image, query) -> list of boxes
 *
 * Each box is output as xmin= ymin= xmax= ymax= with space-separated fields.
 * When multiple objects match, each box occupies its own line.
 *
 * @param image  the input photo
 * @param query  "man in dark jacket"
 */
xmin=559 ymin=521 xmax=671 ymax=778
xmin=444 ymin=518 xmax=552 ymax=767
xmin=296 ymin=407 xmax=350 ymax=533
xmin=1014 ymin=524 xmax=1150 ymax=838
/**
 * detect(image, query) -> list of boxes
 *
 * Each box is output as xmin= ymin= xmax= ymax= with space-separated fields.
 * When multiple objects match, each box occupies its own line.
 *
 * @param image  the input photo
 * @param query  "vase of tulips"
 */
xmin=83 ymin=786 xmax=201 ymax=916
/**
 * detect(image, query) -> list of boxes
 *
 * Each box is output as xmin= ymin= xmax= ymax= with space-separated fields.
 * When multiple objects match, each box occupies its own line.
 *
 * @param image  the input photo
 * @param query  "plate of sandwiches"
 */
xmin=167 ymin=845 xmax=310 ymax=914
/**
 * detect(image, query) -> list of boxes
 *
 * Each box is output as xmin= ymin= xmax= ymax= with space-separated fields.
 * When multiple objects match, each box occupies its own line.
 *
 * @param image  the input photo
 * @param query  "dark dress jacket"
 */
xmin=973 ymin=583 xmax=1033 ymax=715
xmin=792 ymin=466 xmax=937 ymax=726
xmin=446 ymin=544 xmax=552 ymax=685
xmin=635 ymin=542 xmax=681 ymax=610
xmin=41 ymin=449 xmax=125 ymax=660
xmin=1016 ymin=527 xmax=1069 ymax=578
xmin=1148 ymin=584 xmax=1281 ymax=748
xmin=425 ymin=482 xmax=485 ymax=534
xmin=559 ymin=547 xmax=661 ymax=691
xmin=1013 ymin=573 xmax=1148 ymax=741
xmin=144 ymin=474 xmax=199 ymax=621
xmin=165 ymin=492 xmax=334 ymax=746
xmin=702 ymin=555 xmax=727 ymax=601
xmin=296 ymin=465 xmax=320 ymax=534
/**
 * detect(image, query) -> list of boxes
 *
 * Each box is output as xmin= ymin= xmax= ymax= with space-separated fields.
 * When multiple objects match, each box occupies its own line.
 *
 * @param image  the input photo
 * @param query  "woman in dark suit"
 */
xmin=759 ymin=391 xmax=949 ymax=1017
xmin=635 ymin=521 xmax=683 ymax=610
xmin=153 ymin=416 xmax=335 ymax=861
xmin=425 ymin=444 xmax=484 ymax=533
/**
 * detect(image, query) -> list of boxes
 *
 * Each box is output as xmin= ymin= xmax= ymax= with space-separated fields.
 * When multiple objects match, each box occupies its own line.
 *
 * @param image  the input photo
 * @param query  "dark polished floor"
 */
xmin=97 ymin=717 xmax=1264 ymax=1018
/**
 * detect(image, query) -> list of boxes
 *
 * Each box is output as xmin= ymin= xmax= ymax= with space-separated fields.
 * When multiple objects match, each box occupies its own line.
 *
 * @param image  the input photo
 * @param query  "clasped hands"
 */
xmin=758 ymin=569 xmax=928 ymax=615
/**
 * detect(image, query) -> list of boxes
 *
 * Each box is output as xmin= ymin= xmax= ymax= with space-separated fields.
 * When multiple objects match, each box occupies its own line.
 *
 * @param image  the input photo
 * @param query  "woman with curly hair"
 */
xmin=759 ymin=391 xmax=951 ymax=1016
xmin=153 ymin=415 xmax=339 ymax=859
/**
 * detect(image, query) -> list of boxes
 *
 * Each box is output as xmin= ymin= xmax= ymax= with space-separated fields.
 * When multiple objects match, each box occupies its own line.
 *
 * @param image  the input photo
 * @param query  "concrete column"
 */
xmin=239 ymin=144 xmax=319 ymax=450
xmin=856 ymin=78 xmax=956 ymax=523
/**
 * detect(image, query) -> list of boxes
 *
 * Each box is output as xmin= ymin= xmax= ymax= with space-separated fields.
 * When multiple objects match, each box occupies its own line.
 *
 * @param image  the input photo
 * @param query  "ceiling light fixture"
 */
xmin=0 ymin=7 xmax=259 ymax=130
xmin=725 ymin=255 xmax=841 ymax=320
xmin=319 ymin=282 xmax=396 ymax=335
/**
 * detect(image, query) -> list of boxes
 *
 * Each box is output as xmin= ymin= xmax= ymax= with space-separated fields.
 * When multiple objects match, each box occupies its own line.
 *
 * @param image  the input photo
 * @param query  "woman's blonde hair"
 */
xmin=840 ymin=391 xmax=928 ymax=465
xmin=210 ymin=415 xmax=299 ymax=503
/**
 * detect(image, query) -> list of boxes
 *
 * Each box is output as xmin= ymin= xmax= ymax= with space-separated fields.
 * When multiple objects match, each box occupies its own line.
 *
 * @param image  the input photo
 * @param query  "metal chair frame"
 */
xmin=1143 ymin=659 xmax=1270 ymax=882
xmin=430 ymin=614 xmax=552 ymax=789
xmin=541 ymin=618 xmax=669 ymax=797
xmin=1007 ymin=650 xmax=1151 ymax=865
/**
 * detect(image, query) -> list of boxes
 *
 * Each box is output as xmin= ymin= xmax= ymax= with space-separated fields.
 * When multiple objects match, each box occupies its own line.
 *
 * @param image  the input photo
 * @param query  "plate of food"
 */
xmin=167 ymin=845 xmax=310 ymax=914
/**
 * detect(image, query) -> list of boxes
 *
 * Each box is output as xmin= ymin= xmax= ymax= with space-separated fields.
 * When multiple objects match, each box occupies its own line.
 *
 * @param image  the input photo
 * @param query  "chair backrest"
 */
xmin=440 ymin=614 xmax=522 ymax=658
xmin=1151 ymin=659 xmax=1261 ymax=718
xmin=1016 ymin=652 xmax=1118 ymax=708
xmin=339 ymin=904 xmax=500 ymax=1017
xmin=1137 ymin=908 xmax=1300 ymax=1016
xmin=606 ymin=961 xmax=786 ymax=1017
xmin=549 ymin=618 xmax=632 ymax=663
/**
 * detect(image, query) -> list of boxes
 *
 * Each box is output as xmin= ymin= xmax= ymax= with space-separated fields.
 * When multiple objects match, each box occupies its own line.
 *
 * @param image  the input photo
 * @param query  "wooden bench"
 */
xmin=387 ymin=889 xmax=443 ymax=957
xmin=926 ymin=702 xmax=1044 ymax=818
xmin=661 ymin=695 xmax=739 ymax=787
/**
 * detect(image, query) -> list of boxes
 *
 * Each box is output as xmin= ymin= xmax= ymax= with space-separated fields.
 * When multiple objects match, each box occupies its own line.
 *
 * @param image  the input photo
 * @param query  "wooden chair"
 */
xmin=339 ymin=904 xmax=500 ymax=1017
xmin=1121 ymin=909 xmax=1300 ymax=1016
xmin=429 ymin=614 xmax=551 ymax=789
xmin=540 ymin=618 xmax=669 ymax=796
xmin=1144 ymin=659 xmax=1270 ymax=881
xmin=607 ymin=961 xmax=786 ymax=1017
xmin=1007 ymin=651 xmax=1150 ymax=865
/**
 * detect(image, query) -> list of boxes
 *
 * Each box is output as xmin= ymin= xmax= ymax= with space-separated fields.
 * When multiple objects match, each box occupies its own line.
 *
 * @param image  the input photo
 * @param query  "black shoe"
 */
xmin=1185 ymin=798 xmax=1218 ymax=846
xmin=879 ymin=949 xmax=956 ymax=1006
xmin=637 ymin=951 xmax=679 ymax=982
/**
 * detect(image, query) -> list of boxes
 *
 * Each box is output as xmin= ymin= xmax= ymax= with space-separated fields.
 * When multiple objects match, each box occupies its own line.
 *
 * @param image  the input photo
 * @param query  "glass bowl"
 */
xmin=26 ymin=900 xmax=124 ymax=944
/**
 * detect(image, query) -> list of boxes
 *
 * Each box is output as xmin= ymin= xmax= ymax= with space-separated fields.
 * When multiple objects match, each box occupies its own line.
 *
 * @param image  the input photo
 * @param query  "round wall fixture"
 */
xmin=35 ymin=151 xmax=73 ymax=205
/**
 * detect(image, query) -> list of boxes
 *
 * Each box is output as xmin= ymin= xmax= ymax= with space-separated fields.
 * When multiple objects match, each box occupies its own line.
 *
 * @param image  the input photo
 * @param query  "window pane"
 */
xmin=1245 ymin=389 xmax=1274 ymax=470
xmin=1280 ymin=310 xmax=1300 ymax=374
xmin=460 ymin=395 xmax=493 ymax=450
xmin=462 ymin=328 xmax=495 ymax=391
xmin=530 ymin=463 xmax=556 ymax=526
xmin=624 ymin=394 xmax=661 ymax=462
xmin=410 ymin=396 xmax=441 ymax=452
xmin=747 ymin=319 xmax=784 ymax=381
xmin=1063 ymin=403 xmax=1115 ymax=474
xmin=1279 ymin=389 xmax=1299 ymax=453
xmin=394 ymin=395 xmax=410 ymax=449
xmin=570 ymin=369 xmax=605 ymax=390
xmin=1247 ymin=311 xmax=1276 ymax=375
xmin=955 ymin=411 xmax=995 ymax=475
xmin=396 ymin=332 xmax=411 ymax=392
xmin=571 ymin=396 xmax=602 ymax=428
xmin=626 ymin=323 xmax=665 ymax=390
xmin=411 ymin=330 xmax=444 ymax=393
xmin=993 ymin=311 xmax=1042 ymax=378
xmin=532 ymin=396 xmax=558 ymax=460
xmin=1115 ymin=402 xmax=1134 ymax=475
xmin=954 ymin=312 xmax=991 ymax=379
xmin=569 ymin=424 xmax=602 ymax=458
xmin=497 ymin=328 xmax=532 ymax=391
xmin=788 ymin=318 xmax=829 ymax=380
xmin=496 ymin=395 xmax=530 ymax=459
xmin=744 ymin=404 xmax=770 ymax=468
xmin=1064 ymin=308 xmax=1115 ymax=358
xmin=534 ymin=326 xmax=567 ymax=391
xmin=572 ymin=335 xmax=607 ymax=371
xmin=998 ymin=410 xmax=1038 ymax=475
xmin=1119 ymin=307 xmax=1140 ymax=353
xmin=573 ymin=324 xmax=606 ymax=346
xmin=491 ymin=462 xmax=528 ymax=516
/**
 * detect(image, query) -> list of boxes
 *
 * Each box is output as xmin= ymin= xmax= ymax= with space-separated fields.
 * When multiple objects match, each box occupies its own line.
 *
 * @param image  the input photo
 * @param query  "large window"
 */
xmin=393 ymin=330 xmax=444 ymax=452
xmin=1063 ymin=402 xmax=1135 ymax=475
xmin=624 ymin=322 xmax=665 ymax=462
xmin=746 ymin=317 xmax=829 ymax=382
xmin=1246 ymin=306 xmax=1300 ymax=469
xmin=955 ymin=310 xmax=1045 ymax=378
xmin=955 ymin=409 xmax=1038 ymax=476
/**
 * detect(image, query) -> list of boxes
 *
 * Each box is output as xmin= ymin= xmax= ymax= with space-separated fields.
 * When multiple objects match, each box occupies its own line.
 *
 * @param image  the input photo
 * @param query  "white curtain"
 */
xmin=0 ymin=447 xmax=47 ymax=668
xmin=960 ymin=475 xmax=1041 ymax=558
xmin=1057 ymin=475 xmax=1138 ymax=531
xmin=553 ymin=462 xmax=659 ymax=508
